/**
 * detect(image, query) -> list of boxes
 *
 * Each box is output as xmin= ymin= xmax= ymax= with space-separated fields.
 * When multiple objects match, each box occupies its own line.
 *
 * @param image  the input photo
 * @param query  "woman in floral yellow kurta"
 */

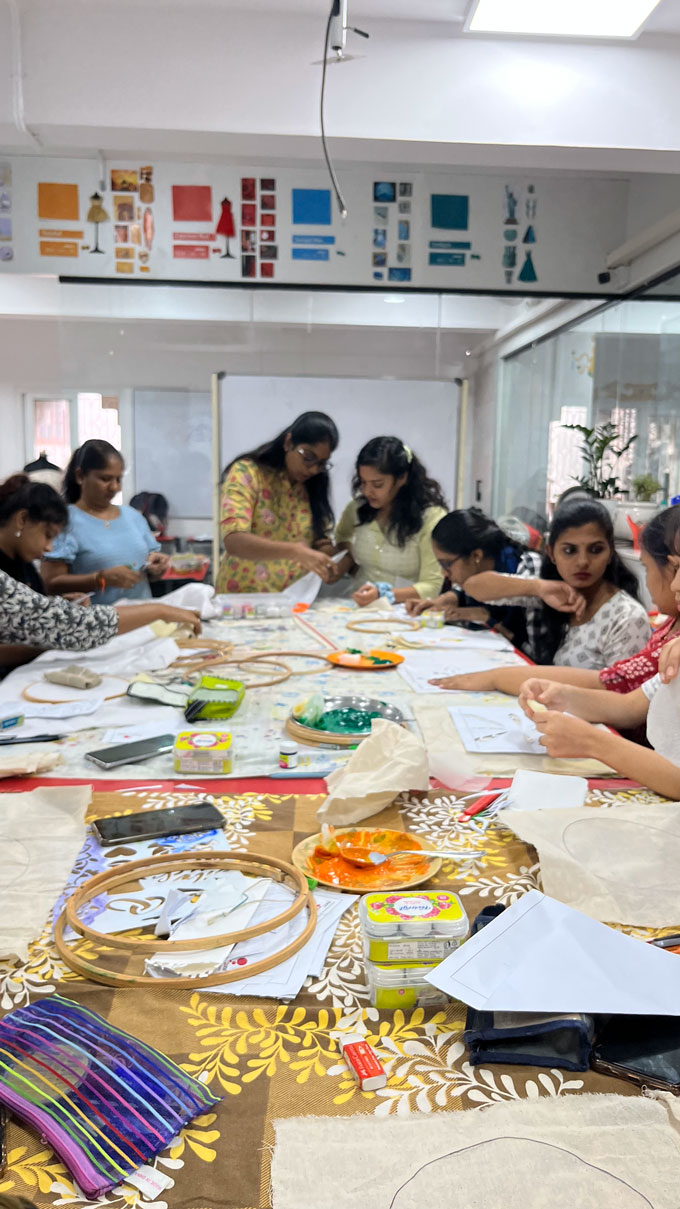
xmin=216 ymin=412 xmax=340 ymax=593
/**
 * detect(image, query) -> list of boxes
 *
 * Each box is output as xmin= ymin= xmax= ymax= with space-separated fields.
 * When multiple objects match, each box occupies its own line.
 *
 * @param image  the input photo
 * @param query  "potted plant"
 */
xmin=632 ymin=473 xmax=661 ymax=503
xmin=563 ymin=421 xmax=637 ymax=499
xmin=563 ymin=421 xmax=659 ymax=541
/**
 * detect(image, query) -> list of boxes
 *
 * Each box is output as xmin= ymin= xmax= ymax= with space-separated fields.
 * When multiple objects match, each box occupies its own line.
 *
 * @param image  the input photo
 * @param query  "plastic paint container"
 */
xmin=365 ymin=960 xmax=449 ymax=1009
xmin=359 ymin=890 xmax=469 ymax=963
xmin=279 ymin=740 xmax=299 ymax=769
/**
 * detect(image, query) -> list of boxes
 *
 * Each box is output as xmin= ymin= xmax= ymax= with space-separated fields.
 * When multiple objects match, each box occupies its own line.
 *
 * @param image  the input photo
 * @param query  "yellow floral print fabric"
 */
xmin=216 ymin=458 xmax=315 ymax=593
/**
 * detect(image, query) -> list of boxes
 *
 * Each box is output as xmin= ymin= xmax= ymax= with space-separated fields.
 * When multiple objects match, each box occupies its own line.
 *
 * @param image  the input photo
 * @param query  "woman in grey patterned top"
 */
xmin=0 ymin=570 xmax=201 ymax=668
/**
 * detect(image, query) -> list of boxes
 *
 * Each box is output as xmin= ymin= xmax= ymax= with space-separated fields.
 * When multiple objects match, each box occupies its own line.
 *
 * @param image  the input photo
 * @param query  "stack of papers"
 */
xmin=85 ymin=865 xmax=355 ymax=999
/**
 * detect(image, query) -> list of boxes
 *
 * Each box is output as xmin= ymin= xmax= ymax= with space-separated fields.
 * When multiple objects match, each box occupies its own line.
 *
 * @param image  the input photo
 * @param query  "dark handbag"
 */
xmin=463 ymin=904 xmax=595 ymax=1071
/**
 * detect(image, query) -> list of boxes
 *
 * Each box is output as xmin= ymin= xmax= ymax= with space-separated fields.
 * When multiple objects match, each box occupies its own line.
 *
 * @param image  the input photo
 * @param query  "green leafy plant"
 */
xmin=564 ymin=421 xmax=638 ymax=499
xmin=632 ymin=473 xmax=661 ymax=502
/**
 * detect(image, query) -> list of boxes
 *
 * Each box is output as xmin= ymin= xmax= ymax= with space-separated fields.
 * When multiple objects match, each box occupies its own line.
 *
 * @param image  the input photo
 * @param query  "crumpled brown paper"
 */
xmin=316 ymin=719 xmax=430 ymax=826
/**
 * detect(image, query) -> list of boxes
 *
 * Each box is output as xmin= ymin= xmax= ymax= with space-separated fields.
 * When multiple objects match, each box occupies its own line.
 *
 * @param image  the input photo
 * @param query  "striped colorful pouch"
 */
xmin=0 ymin=995 xmax=220 ymax=1198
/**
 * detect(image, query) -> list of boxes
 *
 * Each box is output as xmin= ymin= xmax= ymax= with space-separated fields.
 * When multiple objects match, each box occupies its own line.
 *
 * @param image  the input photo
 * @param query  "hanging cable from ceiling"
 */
xmin=320 ymin=0 xmax=369 ymax=220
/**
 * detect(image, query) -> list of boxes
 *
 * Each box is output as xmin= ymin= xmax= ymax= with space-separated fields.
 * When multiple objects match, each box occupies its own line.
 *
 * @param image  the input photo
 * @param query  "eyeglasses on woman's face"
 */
xmin=295 ymin=446 xmax=333 ymax=472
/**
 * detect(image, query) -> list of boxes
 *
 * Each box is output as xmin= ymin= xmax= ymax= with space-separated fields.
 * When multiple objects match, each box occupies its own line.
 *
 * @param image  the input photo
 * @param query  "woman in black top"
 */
xmin=0 ymin=474 xmax=68 ymax=594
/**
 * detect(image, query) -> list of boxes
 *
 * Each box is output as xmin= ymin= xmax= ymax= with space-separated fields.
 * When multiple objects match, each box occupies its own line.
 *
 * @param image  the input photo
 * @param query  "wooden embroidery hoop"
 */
xmin=234 ymin=651 xmax=329 ymax=678
xmin=346 ymin=616 xmax=419 ymax=635
xmin=54 ymin=849 xmax=316 ymax=989
xmin=22 ymin=675 xmax=128 ymax=704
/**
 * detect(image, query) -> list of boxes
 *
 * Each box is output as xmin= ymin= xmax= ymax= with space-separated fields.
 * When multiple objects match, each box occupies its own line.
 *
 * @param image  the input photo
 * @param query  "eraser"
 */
xmin=340 ymin=1035 xmax=387 ymax=1090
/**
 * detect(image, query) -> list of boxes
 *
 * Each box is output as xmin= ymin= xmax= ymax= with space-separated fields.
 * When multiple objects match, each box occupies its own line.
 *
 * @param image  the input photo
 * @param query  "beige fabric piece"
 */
xmin=317 ymin=718 xmax=429 ymax=825
xmin=413 ymin=695 xmax=614 ymax=778
xmin=272 ymin=1093 xmax=680 ymax=1209
xmin=0 ymin=784 xmax=90 ymax=961
xmin=505 ymin=802 xmax=680 ymax=926
xmin=0 ymin=751 xmax=61 ymax=778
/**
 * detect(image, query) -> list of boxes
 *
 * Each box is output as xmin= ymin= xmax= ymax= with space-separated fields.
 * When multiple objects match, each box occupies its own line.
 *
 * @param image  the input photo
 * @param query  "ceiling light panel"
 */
xmin=467 ymin=0 xmax=662 ymax=39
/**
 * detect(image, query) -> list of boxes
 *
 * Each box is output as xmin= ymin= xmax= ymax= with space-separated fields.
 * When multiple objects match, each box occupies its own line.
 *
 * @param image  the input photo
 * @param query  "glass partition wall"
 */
xmin=493 ymin=287 xmax=680 ymax=526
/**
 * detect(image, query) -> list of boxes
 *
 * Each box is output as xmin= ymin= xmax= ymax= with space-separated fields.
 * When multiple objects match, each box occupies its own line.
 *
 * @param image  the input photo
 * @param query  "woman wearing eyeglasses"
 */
xmin=216 ymin=411 xmax=339 ymax=593
xmin=334 ymin=436 xmax=448 ymax=607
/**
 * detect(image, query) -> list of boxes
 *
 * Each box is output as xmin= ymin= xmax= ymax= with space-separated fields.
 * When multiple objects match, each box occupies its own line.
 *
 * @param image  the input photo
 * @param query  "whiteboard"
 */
xmin=218 ymin=376 xmax=459 ymax=514
xmin=133 ymin=389 xmax=211 ymax=518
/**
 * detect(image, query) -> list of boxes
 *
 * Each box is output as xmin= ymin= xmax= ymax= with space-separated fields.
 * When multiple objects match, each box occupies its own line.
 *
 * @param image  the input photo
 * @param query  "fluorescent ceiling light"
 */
xmin=467 ymin=0 xmax=661 ymax=39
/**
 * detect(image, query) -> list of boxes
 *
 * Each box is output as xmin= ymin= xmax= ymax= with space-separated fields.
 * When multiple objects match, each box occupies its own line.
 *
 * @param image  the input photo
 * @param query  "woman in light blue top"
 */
xmin=42 ymin=440 xmax=169 ymax=604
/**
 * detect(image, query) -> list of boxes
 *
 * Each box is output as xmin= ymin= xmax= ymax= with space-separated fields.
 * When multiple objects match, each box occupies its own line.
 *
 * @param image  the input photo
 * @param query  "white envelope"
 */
xmin=425 ymin=889 xmax=680 ymax=1015
xmin=505 ymin=770 xmax=588 ymax=811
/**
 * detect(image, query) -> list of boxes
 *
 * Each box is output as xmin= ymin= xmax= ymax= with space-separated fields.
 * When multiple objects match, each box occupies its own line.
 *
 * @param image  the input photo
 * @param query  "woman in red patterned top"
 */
xmin=430 ymin=505 xmax=680 ymax=697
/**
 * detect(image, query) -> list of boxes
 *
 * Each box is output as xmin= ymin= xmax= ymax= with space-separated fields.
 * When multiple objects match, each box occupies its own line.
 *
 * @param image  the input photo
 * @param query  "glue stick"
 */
xmin=340 ymin=1035 xmax=387 ymax=1090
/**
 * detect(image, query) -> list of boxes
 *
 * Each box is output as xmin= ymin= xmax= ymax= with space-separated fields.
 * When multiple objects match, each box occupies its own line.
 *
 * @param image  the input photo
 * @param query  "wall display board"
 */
xmin=0 ymin=156 xmax=628 ymax=295
xmin=218 ymin=376 xmax=460 ymax=511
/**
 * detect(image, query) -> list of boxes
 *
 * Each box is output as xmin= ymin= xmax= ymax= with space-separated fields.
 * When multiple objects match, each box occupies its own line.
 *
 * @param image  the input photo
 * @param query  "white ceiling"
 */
xmin=32 ymin=0 xmax=680 ymax=35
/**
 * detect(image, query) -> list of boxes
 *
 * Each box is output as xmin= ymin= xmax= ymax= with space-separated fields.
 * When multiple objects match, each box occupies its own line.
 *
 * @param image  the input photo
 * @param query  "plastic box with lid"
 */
xmin=359 ymin=889 xmax=469 ymax=964
xmin=365 ymin=959 xmax=450 ymax=1009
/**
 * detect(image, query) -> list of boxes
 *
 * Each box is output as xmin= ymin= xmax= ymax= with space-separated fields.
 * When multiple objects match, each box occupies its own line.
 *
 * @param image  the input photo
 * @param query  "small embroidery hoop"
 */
xmin=22 ymin=675 xmax=128 ymax=704
xmin=346 ymin=616 xmax=420 ymax=635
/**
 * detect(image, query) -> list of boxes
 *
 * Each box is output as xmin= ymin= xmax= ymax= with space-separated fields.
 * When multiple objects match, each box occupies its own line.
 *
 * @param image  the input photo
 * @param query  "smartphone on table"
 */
xmin=85 ymin=733 xmax=176 ymax=769
xmin=92 ymin=800 xmax=226 ymax=846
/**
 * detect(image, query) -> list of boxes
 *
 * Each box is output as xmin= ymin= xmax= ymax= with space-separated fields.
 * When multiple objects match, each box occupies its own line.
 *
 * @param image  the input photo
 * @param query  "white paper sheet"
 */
xmin=425 ymin=889 xmax=680 ymax=1014
xmin=504 ymin=770 xmax=588 ymax=812
xmin=399 ymin=649 xmax=524 ymax=694
xmin=282 ymin=551 xmax=347 ymax=608
xmin=449 ymin=704 xmax=544 ymax=754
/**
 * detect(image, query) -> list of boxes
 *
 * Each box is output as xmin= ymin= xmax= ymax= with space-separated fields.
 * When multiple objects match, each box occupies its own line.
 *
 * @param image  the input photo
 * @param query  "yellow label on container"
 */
xmin=364 ymin=891 xmax=465 ymax=927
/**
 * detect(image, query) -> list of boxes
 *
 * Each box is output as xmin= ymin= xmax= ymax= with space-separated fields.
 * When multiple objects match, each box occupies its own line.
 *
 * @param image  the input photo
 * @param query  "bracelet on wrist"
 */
xmin=95 ymin=570 xmax=106 ymax=593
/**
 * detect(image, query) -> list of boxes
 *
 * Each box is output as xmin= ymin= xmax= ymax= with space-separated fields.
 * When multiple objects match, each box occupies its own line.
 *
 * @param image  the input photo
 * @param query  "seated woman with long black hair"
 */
xmin=216 ymin=412 xmax=339 ymax=593
xmin=427 ymin=500 xmax=650 ymax=686
xmin=334 ymin=436 xmax=447 ymax=607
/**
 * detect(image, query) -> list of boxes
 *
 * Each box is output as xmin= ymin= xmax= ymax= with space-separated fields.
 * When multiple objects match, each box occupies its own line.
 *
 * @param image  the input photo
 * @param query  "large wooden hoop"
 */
xmin=65 ymin=850 xmax=309 ymax=951
xmin=54 ymin=849 xmax=317 ymax=988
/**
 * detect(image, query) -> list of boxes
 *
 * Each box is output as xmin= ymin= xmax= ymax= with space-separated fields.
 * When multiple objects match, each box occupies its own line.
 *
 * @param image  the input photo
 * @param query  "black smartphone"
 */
xmin=92 ymin=800 xmax=226 ymax=846
xmin=85 ymin=733 xmax=176 ymax=769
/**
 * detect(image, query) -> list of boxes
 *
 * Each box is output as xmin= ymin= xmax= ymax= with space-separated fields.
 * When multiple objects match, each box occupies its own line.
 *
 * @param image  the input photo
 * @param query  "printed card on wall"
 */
xmin=370 ymin=180 xmax=413 ymax=283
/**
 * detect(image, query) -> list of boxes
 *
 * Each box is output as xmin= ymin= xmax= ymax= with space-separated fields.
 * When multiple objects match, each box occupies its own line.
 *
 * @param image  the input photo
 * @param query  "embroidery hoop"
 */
xmin=22 ymin=675 xmax=128 ymax=704
xmin=346 ymin=616 xmax=420 ymax=635
xmin=55 ymin=849 xmax=317 ymax=988
xmin=234 ymin=650 xmax=329 ymax=677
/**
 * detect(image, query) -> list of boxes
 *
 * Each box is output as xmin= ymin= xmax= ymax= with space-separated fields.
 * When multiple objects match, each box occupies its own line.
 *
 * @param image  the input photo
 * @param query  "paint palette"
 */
xmin=292 ymin=828 xmax=441 ymax=892
xmin=326 ymin=649 xmax=404 ymax=671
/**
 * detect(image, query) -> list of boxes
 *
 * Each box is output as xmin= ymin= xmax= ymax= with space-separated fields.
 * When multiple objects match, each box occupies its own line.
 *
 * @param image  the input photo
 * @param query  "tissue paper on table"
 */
xmin=316 ymin=718 xmax=429 ymax=826
xmin=152 ymin=583 xmax=222 ymax=620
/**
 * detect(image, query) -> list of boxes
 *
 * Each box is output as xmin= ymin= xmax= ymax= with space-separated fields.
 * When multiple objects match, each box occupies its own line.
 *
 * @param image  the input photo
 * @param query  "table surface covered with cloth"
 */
xmin=0 ymin=778 xmax=665 ymax=1209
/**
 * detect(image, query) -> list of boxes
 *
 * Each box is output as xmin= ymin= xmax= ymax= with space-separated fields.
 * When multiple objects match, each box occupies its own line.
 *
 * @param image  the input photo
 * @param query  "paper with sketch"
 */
xmin=504 ymin=770 xmax=588 ymax=811
xmin=503 ymin=803 xmax=680 ymax=926
xmin=399 ymin=649 xmax=524 ymax=693
xmin=450 ymin=704 xmax=544 ymax=754
xmin=425 ymin=889 xmax=680 ymax=1014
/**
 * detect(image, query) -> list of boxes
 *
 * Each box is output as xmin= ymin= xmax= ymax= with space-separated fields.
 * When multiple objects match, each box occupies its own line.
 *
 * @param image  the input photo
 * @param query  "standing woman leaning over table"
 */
xmin=216 ymin=411 xmax=339 ymax=593
xmin=334 ymin=436 xmax=447 ymax=607
xmin=41 ymin=440 xmax=169 ymax=604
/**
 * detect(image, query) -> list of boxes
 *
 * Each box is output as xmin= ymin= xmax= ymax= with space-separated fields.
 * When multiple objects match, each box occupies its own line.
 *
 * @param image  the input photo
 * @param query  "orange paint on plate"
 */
xmin=308 ymin=828 xmax=429 ymax=890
